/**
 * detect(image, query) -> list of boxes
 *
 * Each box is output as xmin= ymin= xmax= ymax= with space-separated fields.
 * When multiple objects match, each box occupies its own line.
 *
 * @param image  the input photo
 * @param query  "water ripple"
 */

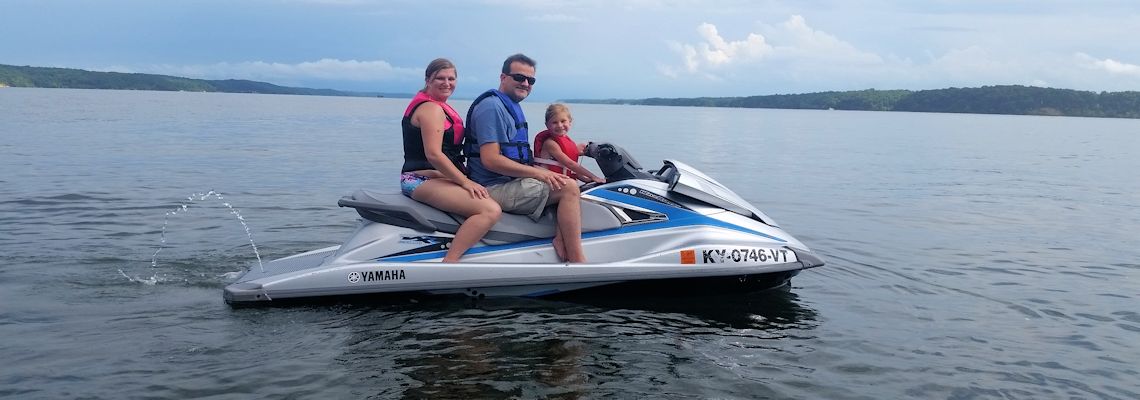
xmin=4 ymin=90 xmax=1139 ymax=399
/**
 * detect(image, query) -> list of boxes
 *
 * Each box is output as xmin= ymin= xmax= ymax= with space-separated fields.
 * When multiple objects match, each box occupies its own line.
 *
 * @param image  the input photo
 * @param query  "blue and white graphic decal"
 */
xmin=381 ymin=235 xmax=453 ymax=259
xmin=588 ymin=189 xmax=787 ymax=242
xmin=377 ymin=186 xmax=786 ymax=262
xmin=607 ymin=185 xmax=687 ymax=209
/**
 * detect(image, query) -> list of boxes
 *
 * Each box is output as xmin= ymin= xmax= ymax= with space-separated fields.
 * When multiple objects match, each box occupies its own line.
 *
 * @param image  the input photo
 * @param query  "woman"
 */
xmin=400 ymin=58 xmax=501 ymax=262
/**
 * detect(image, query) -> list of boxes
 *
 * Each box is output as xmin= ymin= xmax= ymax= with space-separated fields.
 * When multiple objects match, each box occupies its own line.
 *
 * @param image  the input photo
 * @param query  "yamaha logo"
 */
xmin=347 ymin=270 xmax=407 ymax=284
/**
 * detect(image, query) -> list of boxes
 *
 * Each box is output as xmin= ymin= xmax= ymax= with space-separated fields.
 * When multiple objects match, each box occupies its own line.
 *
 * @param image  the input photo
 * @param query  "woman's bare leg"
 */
xmin=412 ymin=180 xmax=501 ymax=262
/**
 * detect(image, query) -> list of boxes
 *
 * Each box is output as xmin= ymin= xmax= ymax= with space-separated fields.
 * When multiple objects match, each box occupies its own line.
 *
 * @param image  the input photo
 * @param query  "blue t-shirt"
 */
xmin=465 ymin=96 xmax=524 ymax=186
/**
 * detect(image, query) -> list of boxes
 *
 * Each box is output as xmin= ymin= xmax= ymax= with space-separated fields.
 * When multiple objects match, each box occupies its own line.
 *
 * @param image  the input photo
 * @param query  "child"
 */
xmin=533 ymin=104 xmax=606 ymax=184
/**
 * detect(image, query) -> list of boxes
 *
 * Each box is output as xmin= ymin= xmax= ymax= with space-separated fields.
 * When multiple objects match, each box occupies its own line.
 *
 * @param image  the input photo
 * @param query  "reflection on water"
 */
xmin=555 ymin=286 xmax=818 ymax=332
xmin=328 ymin=290 xmax=817 ymax=398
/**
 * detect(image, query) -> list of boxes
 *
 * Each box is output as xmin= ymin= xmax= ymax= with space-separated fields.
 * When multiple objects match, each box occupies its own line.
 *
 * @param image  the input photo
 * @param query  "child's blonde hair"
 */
xmin=544 ymin=103 xmax=573 ymax=123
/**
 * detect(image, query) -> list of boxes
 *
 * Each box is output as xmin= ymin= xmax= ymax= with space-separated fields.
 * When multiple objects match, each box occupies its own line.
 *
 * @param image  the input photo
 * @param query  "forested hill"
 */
xmin=5 ymin=64 xmax=1138 ymax=118
xmin=565 ymin=86 xmax=1140 ymax=119
xmin=0 ymin=64 xmax=388 ymax=97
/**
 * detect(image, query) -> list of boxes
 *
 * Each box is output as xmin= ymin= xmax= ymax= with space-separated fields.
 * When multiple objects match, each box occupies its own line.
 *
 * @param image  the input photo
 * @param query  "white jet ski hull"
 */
xmin=224 ymin=152 xmax=823 ymax=305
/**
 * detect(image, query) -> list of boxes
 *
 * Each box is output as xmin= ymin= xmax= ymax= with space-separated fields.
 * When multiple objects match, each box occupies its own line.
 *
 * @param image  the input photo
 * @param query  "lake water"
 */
xmin=1 ymin=88 xmax=1138 ymax=399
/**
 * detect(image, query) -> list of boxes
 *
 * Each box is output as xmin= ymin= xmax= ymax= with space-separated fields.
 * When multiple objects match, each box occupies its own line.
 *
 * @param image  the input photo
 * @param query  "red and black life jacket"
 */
xmin=533 ymin=129 xmax=580 ymax=178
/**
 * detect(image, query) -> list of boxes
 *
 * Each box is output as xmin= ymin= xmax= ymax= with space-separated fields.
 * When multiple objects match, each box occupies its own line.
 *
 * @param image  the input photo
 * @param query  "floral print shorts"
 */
xmin=400 ymin=172 xmax=430 ymax=197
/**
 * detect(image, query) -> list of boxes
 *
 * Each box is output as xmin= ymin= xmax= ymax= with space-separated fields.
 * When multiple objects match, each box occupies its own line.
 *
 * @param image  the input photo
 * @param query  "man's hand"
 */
xmin=532 ymin=166 xmax=573 ymax=190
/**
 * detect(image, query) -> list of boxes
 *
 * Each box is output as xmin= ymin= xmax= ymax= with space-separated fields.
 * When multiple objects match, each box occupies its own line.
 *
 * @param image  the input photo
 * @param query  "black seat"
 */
xmin=338 ymin=189 xmax=622 ymax=245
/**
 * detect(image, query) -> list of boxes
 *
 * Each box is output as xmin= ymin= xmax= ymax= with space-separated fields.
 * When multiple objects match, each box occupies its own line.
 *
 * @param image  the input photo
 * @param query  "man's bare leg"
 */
xmin=549 ymin=184 xmax=585 ymax=263
xmin=552 ymin=230 xmax=567 ymax=261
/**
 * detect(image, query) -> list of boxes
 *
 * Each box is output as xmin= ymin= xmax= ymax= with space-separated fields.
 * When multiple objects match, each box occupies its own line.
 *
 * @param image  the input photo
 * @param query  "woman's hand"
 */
xmin=459 ymin=179 xmax=490 ymax=199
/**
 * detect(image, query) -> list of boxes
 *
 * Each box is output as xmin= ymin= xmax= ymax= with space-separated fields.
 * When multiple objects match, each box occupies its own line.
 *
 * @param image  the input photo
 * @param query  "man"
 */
xmin=464 ymin=53 xmax=586 ymax=263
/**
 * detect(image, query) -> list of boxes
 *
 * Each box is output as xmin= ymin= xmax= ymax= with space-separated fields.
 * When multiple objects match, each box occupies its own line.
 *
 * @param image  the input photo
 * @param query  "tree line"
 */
xmin=5 ymin=63 xmax=1138 ymax=118
xmin=0 ymin=64 xmax=375 ymax=97
xmin=565 ymin=86 xmax=1140 ymax=119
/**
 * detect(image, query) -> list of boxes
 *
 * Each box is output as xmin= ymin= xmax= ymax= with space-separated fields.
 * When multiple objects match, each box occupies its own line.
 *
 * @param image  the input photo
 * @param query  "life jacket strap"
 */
xmin=533 ymin=157 xmax=567 ymax=174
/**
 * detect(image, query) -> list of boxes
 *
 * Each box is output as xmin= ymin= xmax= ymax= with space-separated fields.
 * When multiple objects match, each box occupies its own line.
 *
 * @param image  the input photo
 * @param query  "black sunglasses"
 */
xmin=507 ymin=73 xmax=536 ymax=85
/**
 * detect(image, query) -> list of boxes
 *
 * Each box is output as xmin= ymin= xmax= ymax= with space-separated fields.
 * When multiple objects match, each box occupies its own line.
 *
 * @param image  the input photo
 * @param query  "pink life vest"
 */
xmin=400 ymin=91 xmax=465 ymax=172
xmin=402 ymin=91 xmax=465 ymax=141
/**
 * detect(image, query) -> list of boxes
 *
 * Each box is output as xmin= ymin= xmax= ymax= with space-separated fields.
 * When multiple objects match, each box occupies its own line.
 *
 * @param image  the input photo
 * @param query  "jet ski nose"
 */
xmin=791 ymin=247 xmax=825 ymax=269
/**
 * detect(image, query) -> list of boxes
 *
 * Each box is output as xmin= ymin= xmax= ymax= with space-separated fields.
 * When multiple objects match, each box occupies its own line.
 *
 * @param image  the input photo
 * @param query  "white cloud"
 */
xmin=1076 ymin=53 xmax=1140 ymax=77
xmin=101 ymin=59 xmax=420 ymax=83
xmin=659 ymin=15 xmax=1140 ymax=93
xmin=664 ymin=15 xmax=882 ymax=78
xmin=667 ymin=22 xmax=772 ymax=74
xmin=773 ymin=15 xmax=882 ymax=65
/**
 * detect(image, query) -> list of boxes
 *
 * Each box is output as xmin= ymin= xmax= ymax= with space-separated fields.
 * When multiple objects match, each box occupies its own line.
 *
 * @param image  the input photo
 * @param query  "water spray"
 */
xmin=150 ymin=190 xmax=265 ymax=272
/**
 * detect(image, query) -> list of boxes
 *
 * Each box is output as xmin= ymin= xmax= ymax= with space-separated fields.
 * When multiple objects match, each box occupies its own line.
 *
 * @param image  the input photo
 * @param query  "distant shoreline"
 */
xmin=0 ymin=64 xmax=410 ymax=99
xmin=562 ymin=86 xmax=1140 ymax=119
xmin=3 ymin=63 xmax=1138 ymax=119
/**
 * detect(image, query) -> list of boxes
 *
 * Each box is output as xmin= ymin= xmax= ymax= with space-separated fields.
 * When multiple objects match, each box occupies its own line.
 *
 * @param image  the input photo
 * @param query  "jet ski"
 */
xmin=224 ymin=143 xmax=824 ymax=306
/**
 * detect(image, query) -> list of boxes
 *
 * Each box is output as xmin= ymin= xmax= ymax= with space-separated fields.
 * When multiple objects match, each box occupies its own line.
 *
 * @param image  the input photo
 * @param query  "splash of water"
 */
xmin=117 ymin=268 xmax=167 ymax=285
xmin=150 ymin=190 xmax=265 ymax=272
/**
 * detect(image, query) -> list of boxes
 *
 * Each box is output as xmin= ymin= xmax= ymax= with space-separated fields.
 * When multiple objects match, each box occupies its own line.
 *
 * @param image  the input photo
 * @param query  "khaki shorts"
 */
xmin=487 ymin=178 xmax=551 ymax=221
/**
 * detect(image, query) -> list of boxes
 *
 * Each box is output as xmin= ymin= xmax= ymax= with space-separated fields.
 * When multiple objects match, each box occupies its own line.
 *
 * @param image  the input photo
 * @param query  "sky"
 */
xmin=4 ymin=0 xmax=1140 ymax=100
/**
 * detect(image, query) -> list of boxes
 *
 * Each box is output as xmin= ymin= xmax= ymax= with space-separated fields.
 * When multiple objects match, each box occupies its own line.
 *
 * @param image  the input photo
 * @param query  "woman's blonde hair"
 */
xmin=422 ymin=58 xmax=456 ymax=90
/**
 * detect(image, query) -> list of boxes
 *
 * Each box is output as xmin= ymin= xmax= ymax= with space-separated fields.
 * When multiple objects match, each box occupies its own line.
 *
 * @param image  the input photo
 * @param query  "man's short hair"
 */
xmin=501 ymin=53 xmax=536 ymax=74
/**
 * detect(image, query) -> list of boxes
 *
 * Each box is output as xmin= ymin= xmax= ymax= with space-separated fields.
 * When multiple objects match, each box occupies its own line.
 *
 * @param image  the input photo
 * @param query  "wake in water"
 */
xmin=120 ymin=190 xmax=264 ymax=285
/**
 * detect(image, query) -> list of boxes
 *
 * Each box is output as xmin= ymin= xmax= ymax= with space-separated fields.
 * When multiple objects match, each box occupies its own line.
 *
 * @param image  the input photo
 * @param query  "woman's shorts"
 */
xmin=400 ymin=172 xmax=430 ymax=197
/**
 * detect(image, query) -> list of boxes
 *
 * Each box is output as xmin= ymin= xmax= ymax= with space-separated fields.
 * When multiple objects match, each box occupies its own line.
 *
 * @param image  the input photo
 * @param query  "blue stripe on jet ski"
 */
xmin=378 ymin=188 xmax=786 ymax=262
xmin=379 ymin=237 xmax=561 ymax=262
